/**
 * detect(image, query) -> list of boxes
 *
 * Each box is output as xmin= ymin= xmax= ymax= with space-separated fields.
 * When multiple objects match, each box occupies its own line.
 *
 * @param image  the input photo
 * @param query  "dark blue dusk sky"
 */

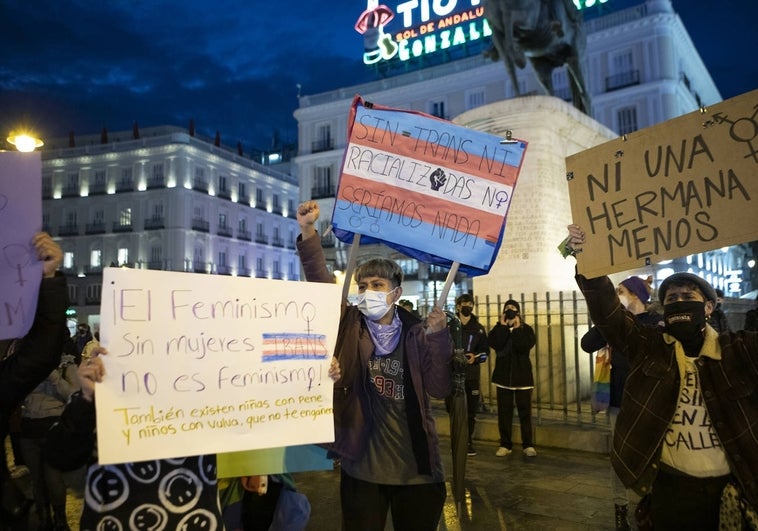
xmin=0 ymin=0 xmax=755 ymax=151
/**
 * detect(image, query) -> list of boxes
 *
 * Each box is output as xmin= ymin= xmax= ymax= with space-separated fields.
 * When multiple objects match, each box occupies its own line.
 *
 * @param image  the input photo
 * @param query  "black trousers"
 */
xmin=650 ymin=467 xmax=731 ymax=530
xmin=340 ymin=469 xmax=446 ymax=531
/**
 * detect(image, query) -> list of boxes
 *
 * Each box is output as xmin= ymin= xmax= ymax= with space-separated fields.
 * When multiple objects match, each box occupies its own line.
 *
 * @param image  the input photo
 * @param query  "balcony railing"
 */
xmin=255 ymin=235 xmax=269 ymax=245
xmin=217 ymin=187 xmax=231 ymax=200
xmin=89 ymin=182 xmax=107 ymax=195
xmin=237 ymin=228 xmax=252 ymax=241
xmin=84 ymin=265 xmax=103 ymax=275
xmin=217 ymin=264 xmax=232 ymax=275
xmin=147 ymin=260 xmax=164 ymax=270
xmin=113 ymin=222 xmax=133 ymax=233
xmin=237 ymin=266 xmax=251 ymax=277
xmin=271 ymin=237 xmax=285 ymax=248
xmin=85 ymin=221 xmax=106 ymax=234
xmin=116 ymin=179 xmax=134 ymax=192
xmin=311 ymin=186 xmax=335 ymax=199
xmin=147 ymin=177 xmax=165 ymax=189
xmin=59 ymin=224 xmax=79 ymax=236
xmin=605 ymin=70 xmax=640 ymax=92
xmin=144 ymin=217 xmax=165 ymax=230
xmin=193 ymin=179 xmax=209 ymax=192
xmin=311 ymin=138 xmax=334 ymax=153
xmin=62 ymin=185 xmax=79 ymax=198
xmin=217 ymin=226 xmax=233 ymax=238
xmin=255 ymin=268 xmax=267 ymax=278
xmin=192 ymin=219 xmax=210 ymax=232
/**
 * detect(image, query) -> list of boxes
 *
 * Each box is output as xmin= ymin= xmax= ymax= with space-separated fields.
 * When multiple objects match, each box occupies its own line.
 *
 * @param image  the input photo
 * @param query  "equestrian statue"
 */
xmin=484 ymin=0 xmax=591 ymax=115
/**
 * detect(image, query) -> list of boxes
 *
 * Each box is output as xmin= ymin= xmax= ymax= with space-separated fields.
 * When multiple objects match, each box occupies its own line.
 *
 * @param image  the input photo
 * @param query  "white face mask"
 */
xmin=352 ymin=288 xmax=396 ymax=321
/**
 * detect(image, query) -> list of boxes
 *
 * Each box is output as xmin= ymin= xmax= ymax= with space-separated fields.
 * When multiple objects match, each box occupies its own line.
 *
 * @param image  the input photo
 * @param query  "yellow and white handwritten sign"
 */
xmin=566 ymin=88 xmax=758 ymax=278
xmin=96 ymin=268 xmax=341 ymax=465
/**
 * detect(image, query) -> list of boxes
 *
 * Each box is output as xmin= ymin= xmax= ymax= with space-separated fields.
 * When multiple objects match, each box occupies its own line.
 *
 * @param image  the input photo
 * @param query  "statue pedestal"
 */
xmin=455 ymin=96 xmax=615 ymax=296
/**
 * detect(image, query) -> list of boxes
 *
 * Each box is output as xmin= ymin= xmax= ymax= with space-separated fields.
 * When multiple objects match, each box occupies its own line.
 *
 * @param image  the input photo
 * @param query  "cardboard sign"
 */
xmin=0 ymin=152 xmax=42 ymax=339
xmin=332 ymin=96 xmax=527 ymax=276
xmin=566 ymin=89 xmax=758 ymax=278
xmin=96 ymin=268 xmax=341 ymax=465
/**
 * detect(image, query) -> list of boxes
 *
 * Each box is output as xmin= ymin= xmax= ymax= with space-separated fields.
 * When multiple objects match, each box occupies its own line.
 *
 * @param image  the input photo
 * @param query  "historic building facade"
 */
xmin=42 ymin=126 xmax=301 ymax=328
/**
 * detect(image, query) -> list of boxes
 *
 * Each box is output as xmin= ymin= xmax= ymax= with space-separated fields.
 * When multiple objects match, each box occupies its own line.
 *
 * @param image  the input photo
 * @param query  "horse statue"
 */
xmin=483 ymin=0 xmax=591 ymax=115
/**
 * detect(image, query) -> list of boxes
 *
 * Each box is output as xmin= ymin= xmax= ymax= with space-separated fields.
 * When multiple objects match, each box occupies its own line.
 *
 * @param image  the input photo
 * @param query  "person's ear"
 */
xmin=704 ymin=300 xmax=715 ymax=317
xmin=391 ymin=286 xmax=403 ymax=303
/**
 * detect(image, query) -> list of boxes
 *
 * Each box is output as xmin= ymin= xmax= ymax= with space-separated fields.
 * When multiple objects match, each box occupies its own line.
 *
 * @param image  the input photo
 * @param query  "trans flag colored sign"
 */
xmin=332 ymin=96 xmax=527 ymax=276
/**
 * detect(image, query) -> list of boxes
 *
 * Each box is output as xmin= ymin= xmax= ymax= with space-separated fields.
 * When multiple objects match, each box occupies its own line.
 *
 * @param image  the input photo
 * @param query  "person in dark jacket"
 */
xmin=567 ymin=223 xmax=758 ymax=530
xmin=1 ymin=232 xmax=67 ymax=527
xmin=449 ymin=293 xmax=488 ymax=456
xmin=487 ymin=299 xmax=537 ymax=457
xmin=296 ymin=200 xmax=453 ymax=531
xmin=708 ymin=288 xmax=732 ymax=334
xmin=581 ymin=275 xmax=660 ymax=530
xmin=44 ymin=349 xmax=225 ymax=530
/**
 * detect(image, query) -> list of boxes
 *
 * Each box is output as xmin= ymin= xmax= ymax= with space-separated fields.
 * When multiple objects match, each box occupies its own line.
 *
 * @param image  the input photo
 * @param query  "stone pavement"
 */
xmin=296 ymin=438 xmax=632 ymax=531
xmin=14 ymin=410 xmax=632 ymax=530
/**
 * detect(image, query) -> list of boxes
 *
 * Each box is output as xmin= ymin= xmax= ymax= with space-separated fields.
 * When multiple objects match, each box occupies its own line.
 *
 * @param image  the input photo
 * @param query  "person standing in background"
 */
xmin=488 ymin=299 xmax=538 ymax=458
xmin=708 ymin=288 xmax=732 ymax=334
xmin=449 ymin=294 xmax=488 ymax=457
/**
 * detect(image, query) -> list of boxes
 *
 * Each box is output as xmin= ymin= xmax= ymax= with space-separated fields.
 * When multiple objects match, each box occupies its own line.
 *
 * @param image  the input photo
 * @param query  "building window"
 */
xmin=312 ymin=166 xmax=333 ymax=198
xmin=63 ymin=252 xmax=74 ymax=269
xmin=313 ymin=124 xmax=333 ymax=152
xmin=150 ymin=246 xmax=162 ymax=262
xmin=429 ymin=100 xmax=446 ymax=119
xmin=90 ymin=249 xmax=102 ymax=267
xmin=238 ymin=182 xmax=247 ymax=201
xmin=256 ymin=187 xmax=264 ymax=207
xmin=86 ymin=284 xmax=102 ymax=303
xmin=219 ymin=213 xmax=227 ymax=228
xmin=218 ymin=251 xmax=227 ymax=267
xmin=617 ymin=106 xmax=638 ymax=135
xmin=117 ymin=248 xmax=129 ymax=266
xmin=120 ymin=208 xmax=132 ymax=226
xmin=42 ymin=176 xmax=52 ymax=198
xmin=465 ymin=89 xmax=485 ymax=110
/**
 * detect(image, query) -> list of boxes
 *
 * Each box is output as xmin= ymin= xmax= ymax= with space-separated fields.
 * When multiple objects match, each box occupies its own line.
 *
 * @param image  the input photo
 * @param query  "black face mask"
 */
xmin=504 ymin=309 xmax=518 ymax=320
xmin=664 ymin=301 xmax=706 ymax=355
xmin=459 ymin=307 xmax=473 ymax=317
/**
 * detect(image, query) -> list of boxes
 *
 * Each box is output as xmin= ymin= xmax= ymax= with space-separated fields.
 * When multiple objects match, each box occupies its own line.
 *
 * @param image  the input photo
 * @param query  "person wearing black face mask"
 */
xmin=566 ymin=224 xmax=758 ymax=530
xmin=487 ymin=299 xmax=537 ymax=458
xmin=446 ymin=293 xmax=488 ymax=456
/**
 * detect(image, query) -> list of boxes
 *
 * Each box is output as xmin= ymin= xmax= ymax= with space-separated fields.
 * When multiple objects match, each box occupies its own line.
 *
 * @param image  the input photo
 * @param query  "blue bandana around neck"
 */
xmin=365 ymin=310 xmax=402 ymax=356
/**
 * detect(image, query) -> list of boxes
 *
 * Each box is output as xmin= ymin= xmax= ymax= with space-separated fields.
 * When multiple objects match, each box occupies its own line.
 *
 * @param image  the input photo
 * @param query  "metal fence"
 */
xmin=469 ymin=291 xmax=755 ymax=427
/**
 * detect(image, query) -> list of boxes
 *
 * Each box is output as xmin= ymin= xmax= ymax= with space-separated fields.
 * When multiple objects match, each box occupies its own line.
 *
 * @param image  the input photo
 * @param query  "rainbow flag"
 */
xmin=332 ymin=96 xmax=527 ymax=276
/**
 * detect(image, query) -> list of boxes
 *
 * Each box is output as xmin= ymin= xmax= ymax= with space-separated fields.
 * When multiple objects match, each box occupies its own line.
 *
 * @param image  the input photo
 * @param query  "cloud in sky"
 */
xmin=0 ymin=0 xmax=756 ymax=150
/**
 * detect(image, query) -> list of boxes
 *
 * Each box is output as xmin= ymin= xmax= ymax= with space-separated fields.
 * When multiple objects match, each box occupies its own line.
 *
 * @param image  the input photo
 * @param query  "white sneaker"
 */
xmin=495 ymin=447 xmax=512 ymax=457
xmin=523 ymin=447 xmax=537 ymax=457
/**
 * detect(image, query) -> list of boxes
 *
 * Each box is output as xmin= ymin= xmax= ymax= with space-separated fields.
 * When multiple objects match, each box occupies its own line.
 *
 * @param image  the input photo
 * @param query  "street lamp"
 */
xmin=6 ymin=132 xmax=44 ymax=152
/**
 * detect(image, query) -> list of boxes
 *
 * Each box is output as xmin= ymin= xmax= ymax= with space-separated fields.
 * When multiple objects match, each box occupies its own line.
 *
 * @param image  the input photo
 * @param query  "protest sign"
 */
xmin=96 ymin=267 xmax=341 ymax=465
xmin=217 ymin=444 xmax=332 ymax=478
xmin=332 ymin=96 xmax=527 ymax=276
xmin=0 ymin=152 xmax=43 ymax=339
xmin=566 ymin=88 xmax=758 ymax=278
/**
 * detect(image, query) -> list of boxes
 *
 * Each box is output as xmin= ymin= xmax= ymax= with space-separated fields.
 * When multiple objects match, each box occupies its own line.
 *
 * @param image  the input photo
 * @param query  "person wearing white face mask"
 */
xmin=296 ymin=201 xmax=453 ymax=531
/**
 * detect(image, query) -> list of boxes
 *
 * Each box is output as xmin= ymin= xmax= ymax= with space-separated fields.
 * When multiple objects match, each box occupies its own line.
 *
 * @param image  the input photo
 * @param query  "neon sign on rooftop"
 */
xmin=355 ymin=0 xmax=490 ymax=65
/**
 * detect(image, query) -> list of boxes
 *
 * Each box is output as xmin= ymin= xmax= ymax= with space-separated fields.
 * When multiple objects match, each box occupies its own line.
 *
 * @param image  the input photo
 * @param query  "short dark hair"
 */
xmin=456 ymin=293 xmax=474 ymax=305
xmin=354 ymin=258 xmax=403 ymax=288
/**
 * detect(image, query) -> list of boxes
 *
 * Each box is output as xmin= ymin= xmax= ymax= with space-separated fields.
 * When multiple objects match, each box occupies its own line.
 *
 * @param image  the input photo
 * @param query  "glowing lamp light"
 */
xmin=7 ymin=133 xmax=44 ymax=152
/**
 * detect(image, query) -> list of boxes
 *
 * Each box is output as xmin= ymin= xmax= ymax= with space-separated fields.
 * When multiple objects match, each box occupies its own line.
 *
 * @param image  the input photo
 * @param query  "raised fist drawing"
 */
xmin=429 ymin=168 xmax=446 ymax=191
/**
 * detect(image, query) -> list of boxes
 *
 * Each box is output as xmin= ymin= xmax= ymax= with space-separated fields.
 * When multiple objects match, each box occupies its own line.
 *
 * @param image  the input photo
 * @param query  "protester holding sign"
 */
xmin=566 ymin=223 xmax=758 ymax=529
xmin=296 ymin=200 xmax=453 ymax=531
xmin=1 ymin=232 xmax=68 ymax=525
xmin=580 ymin=275 xmax=660 ymax=530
